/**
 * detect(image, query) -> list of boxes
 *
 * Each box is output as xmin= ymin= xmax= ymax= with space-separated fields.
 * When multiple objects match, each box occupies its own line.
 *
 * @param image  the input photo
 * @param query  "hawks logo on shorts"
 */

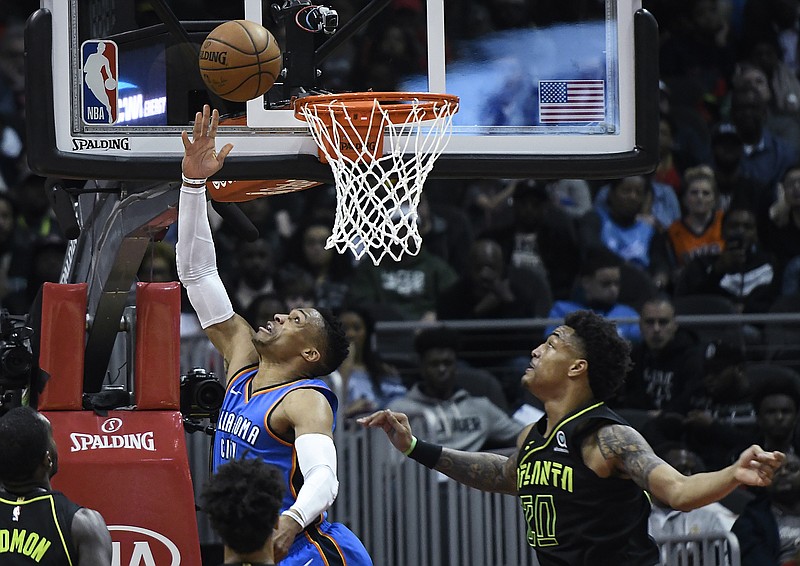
xmin=80 ymin=40 xmax=119 ymax=125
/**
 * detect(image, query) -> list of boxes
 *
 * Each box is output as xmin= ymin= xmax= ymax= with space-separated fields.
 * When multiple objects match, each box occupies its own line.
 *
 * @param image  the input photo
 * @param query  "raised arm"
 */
xmin=175 ymin=105 xmax=255 ymax=381
xmin=358 ymin=409 xmax=519 ymax=495
xmin=592 ymin=423 xmax=784 ymax=511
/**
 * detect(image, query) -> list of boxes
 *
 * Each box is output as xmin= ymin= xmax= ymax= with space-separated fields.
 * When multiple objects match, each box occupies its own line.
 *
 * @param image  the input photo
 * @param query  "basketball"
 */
xmin=199 ymin=20 xmax=282 ymax=102
xmin=104 ymin=78 xmax=116 ymax=90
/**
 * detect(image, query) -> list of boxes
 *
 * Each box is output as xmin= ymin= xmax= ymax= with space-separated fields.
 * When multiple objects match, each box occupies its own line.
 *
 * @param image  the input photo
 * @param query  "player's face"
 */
xmin=253 ymin=308 xmax=322 ymax=356
xmin=522 ymin=326 xmax=584 ymax=394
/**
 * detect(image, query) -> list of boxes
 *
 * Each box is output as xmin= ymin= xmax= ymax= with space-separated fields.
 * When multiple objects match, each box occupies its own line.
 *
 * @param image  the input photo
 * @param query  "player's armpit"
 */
xmin=593 ymin=424 xmax=666 ymax=491
xmin=204 ymin=313 xmax=257 ymax=382
xmin=436 ymin=448 xmax=518 ymax=495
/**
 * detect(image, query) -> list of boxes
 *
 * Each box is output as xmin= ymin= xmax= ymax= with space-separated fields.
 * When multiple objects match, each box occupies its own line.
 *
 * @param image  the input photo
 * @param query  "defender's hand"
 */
xmin=181 ymin=104 xmax=233 ymax=180
xmin=733 ymin=445 xmax=785 ymax=487
xmin=357 ymin=409 xmax=414 ymax=453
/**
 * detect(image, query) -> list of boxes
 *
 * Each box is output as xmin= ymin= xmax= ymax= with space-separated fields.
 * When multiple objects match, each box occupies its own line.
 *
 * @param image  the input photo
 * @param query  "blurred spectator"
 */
xmin=710 ymin=121 xmax=768 ymax=211
xmin=544 ymin=178 xmax=593 ymax=219
xmin=326 ymin=307 xmax=406 ymax=419
xmin=274 ymin=263 xmax=315 ymax=311
xmin=482 ymin=179 xmax=581 ymax=300
xmin=137 ymin=241 xmax=177 ymax=283
xmin=648 ymin=442 xmax=730 ymax=546
xmin=387 ymin=326 xmax=521 ymax=451
xmin=673 ymin=340 xmax=757 ymax=470
xmin=580 ymin=175 xmax=672 ymax=289
xmin=462 ymin=179 xmax=516 ymax=234
xmin=675 ymin=203 xmax=780 ymax=313
xmin=731 ymin=59 xmax=800 ymax=153
xmin=728 ymin=85 xmax=800 ymax=214
xmin=226 ymin=238 xmax=277 ymax=313
xmin=243 ymin=292 xmax=287 ymax=330
xmin=284 ymin=217 xmax=352 ymax=311
xmin=653 ymin=115 xmax=684 ymax=194
xmin=666 ymin=165 xmax=725 ymax=272
xmin=763 ymin=164 xmax=800 ymax=295
xmin=0 ymin=21 xmax=26 ymax=122
xmin=659 ymin=0 xmax=736 ymax=123
xmin=545 ymin=248 xmax=642 ymax=344
xmin=437 ymin=237 xmax=552 ymax=320
xmin=749 ymin=365 xmax=800 ymax=455
xmin=616 ymin=295 xmax=704 ymax=413
xmin=740 ymin=0 xmax=800 ymax=77
xmin=7 ymin=234 xmax=67 ymax=314
xmin=732 ymin=452 xmax=800 ymax=566
xmin=0 ymin=192 xmax=28 ymax=313
xmin=10 ymin=173 xmax=62 ymax=249
xmin=417 ymin=192 xmax=474 ymax=275
xmin=747 ymin=40 xmax=800 ymax=116
xmin=345 ymin=244 xmax=457 ymax=322
xmin=594 ymin=174 xmax=682 ymax=232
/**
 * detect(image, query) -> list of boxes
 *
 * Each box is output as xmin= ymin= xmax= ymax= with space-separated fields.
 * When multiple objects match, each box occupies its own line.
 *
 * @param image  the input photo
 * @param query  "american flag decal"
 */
xmin=539 ymin=80 xmax=605 ymax=124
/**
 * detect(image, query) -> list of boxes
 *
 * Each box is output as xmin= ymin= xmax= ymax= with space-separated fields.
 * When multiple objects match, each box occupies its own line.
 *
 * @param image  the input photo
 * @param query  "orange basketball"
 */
xmin=199 ymin=20 xmax=282 ymax=102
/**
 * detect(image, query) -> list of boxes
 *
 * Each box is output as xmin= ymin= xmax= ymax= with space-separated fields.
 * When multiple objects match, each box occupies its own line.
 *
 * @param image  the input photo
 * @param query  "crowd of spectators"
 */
xmin=3 ymin=0 xmax=800 ymax=419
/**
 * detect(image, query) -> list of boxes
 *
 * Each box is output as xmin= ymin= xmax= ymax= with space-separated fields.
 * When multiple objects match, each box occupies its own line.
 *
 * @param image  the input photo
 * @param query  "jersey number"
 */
xmin=520 ymin=494 xmax=558 ymax=547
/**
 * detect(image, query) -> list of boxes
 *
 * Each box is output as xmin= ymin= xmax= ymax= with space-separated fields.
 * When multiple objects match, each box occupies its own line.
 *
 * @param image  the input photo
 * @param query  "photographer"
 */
xmin=675 ymin=203 xmax=780 ymax=314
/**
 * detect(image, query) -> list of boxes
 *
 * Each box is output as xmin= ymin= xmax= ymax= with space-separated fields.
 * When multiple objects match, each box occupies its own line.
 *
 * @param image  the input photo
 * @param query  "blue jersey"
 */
xmin=212 ymin=365 xmax=372 ymax=566
xmin=212 ymin=364 xmax=338 ymax=513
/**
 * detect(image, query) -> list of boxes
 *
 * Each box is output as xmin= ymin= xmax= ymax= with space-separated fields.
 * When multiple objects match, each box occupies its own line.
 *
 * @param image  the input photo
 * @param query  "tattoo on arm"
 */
xmin=594 ymin=425 xmax=664 ymax=491
xmin=435 ymin=448 xmax=518 ymax=495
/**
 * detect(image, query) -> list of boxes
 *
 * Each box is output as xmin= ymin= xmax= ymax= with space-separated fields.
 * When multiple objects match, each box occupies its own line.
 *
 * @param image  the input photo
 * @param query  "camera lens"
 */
xmin=194 ymin=379 xmax=224 ymax=411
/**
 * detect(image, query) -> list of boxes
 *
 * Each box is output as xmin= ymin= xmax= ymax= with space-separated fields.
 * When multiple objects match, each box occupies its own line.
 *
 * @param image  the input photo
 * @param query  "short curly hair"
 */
xmin=564 ymin=310 xmax=632 ymax=401
xmin=0 ymin=406 xmax=50 ymax=483
xmin=201 ymin=458 xmax=285 ymax=554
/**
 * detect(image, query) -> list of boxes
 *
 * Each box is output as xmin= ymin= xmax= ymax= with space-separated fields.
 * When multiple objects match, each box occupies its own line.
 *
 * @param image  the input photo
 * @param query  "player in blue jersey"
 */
xmin=360 ymin=310 xmax=786 ymax=566
xmin=177 ymin=105 xmax=372 ymax=566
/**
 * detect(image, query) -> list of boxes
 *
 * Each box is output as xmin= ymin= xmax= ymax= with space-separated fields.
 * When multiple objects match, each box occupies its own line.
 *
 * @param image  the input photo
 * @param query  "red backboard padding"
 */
xmin=38 ymin=283 xmax=87 ymax=410
xmin=45 ymin=410 xmax=202 ymax=565
xmin=134 ymin=282 xmax=181 ymax=410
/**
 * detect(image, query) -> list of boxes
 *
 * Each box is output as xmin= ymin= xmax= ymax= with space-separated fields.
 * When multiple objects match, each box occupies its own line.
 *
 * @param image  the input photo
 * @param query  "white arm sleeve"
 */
xmin=284 ymin=433 xmax=339 ymax=528
xmin=175 ymin=184 xmax=234 ymax=328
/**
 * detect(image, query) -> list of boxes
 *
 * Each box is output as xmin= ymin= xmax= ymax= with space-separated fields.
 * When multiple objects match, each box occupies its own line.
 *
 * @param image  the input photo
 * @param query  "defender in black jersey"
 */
xmin=361 ymin=310 xmax=785 ymax=566
xmin=0 ymin=406 xmax=111 ymax=565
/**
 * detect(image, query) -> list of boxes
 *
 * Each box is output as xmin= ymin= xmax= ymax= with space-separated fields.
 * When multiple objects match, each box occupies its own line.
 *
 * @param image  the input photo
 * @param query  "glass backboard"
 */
xmin=25 ymin=0 xmax=658 ymax=183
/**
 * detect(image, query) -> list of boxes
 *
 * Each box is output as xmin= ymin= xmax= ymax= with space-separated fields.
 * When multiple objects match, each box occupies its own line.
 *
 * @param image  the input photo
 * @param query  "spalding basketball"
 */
xmin=199 ymin=20 xmax=282 ymax=102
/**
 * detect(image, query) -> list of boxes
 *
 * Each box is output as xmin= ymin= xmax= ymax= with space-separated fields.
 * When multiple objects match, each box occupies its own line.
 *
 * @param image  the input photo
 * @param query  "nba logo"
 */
xmin=81 ymin=40 xmax=119 ymax=125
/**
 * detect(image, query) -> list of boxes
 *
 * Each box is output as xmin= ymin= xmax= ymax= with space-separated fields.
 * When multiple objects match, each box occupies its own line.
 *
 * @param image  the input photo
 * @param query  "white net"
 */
xmin=297 ymin=95 xmax=458 ymax=265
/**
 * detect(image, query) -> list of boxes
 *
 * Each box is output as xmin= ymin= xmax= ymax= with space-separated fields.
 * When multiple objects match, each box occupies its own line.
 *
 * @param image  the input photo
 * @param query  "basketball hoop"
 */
xmin=294 ymin=92 xmax=459 ymax=265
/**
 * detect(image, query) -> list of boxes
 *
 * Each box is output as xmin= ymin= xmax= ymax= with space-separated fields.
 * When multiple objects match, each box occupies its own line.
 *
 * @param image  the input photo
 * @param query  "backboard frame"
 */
xmin=25 ymin=1 xmax=659 ymax=182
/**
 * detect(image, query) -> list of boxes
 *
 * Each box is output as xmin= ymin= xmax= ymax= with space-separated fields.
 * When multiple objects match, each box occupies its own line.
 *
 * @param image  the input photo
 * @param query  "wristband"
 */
xmin=181 ymin=173 xmax=207 ymax=187
xmin=281 ymin=508 xmax=305 ymax=528
xmin=402 ymin=436 xmax=418 ymax=456
xmin=407 ymin=437 xmax=442 ymax=469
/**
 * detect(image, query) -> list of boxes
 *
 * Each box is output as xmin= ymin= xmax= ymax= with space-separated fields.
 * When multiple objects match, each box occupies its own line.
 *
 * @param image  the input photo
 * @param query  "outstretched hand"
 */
xmin=181 ymin=104 xmax=234 ymax=180
xmin=357 ymin=409 xmax=414 ymax=453
xmin=734 ymin=445 xmax=785 ymax=487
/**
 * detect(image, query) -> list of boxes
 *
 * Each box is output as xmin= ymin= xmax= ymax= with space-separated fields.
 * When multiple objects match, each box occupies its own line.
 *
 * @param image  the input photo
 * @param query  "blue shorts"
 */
xmin=283 ymin=520 xmax=373 ymax=566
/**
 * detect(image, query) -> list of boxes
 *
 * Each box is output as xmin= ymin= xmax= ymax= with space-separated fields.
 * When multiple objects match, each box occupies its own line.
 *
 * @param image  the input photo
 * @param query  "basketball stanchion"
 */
xmin=294 ymin=92 xmax=459 ymax=265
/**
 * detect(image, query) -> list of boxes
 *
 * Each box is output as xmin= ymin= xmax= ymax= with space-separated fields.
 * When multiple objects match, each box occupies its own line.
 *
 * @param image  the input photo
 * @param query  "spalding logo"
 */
xmin=108 ymin=525 xmax=181 ymax=566
xmin=101 ymin=418 xmax=123 ymax=433
xmin=199 ymin=49 xmax=228 ymax=65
